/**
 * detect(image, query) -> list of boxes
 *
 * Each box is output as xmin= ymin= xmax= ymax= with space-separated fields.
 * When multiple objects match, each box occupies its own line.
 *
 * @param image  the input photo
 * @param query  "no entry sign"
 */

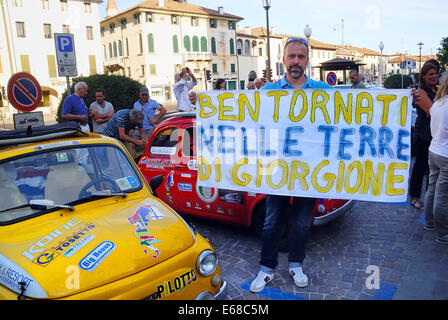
xmin=326 ymin=72 xmax=337 ymax=86
xmin=7 ymin=72 xmax=42 ymax=112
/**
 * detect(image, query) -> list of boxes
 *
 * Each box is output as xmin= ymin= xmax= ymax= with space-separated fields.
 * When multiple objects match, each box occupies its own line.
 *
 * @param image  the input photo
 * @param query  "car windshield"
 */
xmin=0 ymin=145 xmax=142 ymax=224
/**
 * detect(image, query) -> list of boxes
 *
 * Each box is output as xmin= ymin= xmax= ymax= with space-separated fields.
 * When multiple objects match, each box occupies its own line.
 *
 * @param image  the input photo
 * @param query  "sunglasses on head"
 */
xmin=286 ymin=37 xmax=309 ymax=47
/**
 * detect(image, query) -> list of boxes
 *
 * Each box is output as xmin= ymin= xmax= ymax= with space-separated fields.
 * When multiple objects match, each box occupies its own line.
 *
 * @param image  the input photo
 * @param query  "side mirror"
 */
xmin=149 ymin=175 xmax=163 ymax=198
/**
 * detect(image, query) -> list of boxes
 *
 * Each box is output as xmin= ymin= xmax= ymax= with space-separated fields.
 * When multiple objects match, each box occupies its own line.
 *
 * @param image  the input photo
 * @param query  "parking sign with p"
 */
xmin=54 ymin=33 xmax=76 ymax=66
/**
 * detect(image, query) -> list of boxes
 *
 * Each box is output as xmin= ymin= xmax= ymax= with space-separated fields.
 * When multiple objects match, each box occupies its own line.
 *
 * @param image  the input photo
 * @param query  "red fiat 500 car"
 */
xmin=137 ymin=112 xmax=354 ymax=234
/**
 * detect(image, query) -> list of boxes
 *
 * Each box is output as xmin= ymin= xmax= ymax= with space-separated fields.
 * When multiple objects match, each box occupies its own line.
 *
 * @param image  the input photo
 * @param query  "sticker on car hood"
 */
xmin=79 ymin=241 xmax=116 ymax=272
xmin=0 ymin=253 xmax=47 ymax=298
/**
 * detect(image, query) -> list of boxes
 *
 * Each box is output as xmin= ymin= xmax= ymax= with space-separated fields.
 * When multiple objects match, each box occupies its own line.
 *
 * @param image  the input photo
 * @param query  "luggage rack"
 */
xmin=0 ymin=121 xmax=87 ymax=147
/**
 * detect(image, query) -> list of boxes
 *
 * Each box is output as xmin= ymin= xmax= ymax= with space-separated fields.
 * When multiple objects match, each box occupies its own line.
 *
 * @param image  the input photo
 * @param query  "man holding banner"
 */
xmin=250 ymin=37 xmax=332 ymax=292
xmin=194 ymin=37 xmax=412 ymax=293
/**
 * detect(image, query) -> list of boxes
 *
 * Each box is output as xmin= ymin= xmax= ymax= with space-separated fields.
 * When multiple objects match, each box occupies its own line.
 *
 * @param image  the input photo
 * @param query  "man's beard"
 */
xmin=288 ymin=64 xmax=304 ymax=79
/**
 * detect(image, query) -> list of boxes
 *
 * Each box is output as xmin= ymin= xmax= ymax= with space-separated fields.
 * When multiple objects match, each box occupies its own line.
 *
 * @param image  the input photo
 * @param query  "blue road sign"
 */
xmin=56 ymin=35 xmax=73 ymax=52
xmin=54 ymin=33 xmax=77 ymax=66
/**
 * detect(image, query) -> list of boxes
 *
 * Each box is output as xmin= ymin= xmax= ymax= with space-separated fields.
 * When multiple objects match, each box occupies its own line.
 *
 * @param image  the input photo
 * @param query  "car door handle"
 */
xmin=176 ymin=164 xmax=187 ymax=168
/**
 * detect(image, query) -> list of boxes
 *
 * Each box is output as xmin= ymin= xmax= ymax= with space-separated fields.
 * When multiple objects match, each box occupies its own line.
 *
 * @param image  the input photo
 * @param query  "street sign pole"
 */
xmin=66 ymin=76 xmax=71 ymax=95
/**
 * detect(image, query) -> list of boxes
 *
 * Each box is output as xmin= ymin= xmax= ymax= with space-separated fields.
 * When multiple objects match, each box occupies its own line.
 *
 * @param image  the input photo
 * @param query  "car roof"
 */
xmin=0 ymin=121 xmax=121 ymax=156
xmin=157 ymin=111 xmax=196 ymax=127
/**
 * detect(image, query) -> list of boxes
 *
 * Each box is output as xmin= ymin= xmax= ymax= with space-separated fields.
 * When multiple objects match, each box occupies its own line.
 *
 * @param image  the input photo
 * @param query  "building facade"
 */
xmin=0 ymin=0 xmax=103 ymax=118
xmin=101 ymin=0 xmax=242 ymax=103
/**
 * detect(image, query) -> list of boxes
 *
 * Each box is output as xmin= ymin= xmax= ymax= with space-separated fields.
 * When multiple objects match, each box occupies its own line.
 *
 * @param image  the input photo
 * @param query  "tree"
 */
xmin=57 ymin=74 xmax=143 ymax=123
xmin=384 ymin=74 xmax=413 ymax=89
xmin=436 ymin=36 xmax=448 ymax=72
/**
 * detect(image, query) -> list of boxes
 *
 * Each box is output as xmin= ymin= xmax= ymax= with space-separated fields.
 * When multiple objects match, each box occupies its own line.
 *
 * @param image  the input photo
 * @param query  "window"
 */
xmin=118 ymin=40 xmax=123 ymax=56
xmin=147 ymin=34 xmax=154 ymax=53
xmin=200 ymin=37 xmax=207 ymax=52
xmin=171 ymin=15 xmax=179 ymax=25
xmin=146 ymin=12 xmax=153 ymax=23
xmin=240 ymin=80 xmax=245 ymax=90
xmin=89 ymin=55 xmax=96 ymax=74
xmin=20 ymin=55 xmax=30 ymax=72
xmin=113 ymin=42 xmax=117 ymax=57
xmin=84 ymin=2 xmax=91 ymax=13
xmin=42 ymin=0 xmax=49 ymax=10
xmin=127 ymin=67 xmax=131 ymax=77
xmin=86 ymin=26 xmax=93 ymax=40
xmin=192 ymin=36 xmax=199 ymax=52
xmin=258 ymin=47 xmax=263 ymax=56
xmin=100 ymin=27 xmax=104 ymax=37
xmin=134 ymin=13 xmax=140 ymax=24
xmin=183 ymin=36 xmax=191 ymax=52
xmin=231 ymin=64 xmax=235 ymax=73
xmin=212 ymin=63 xmax=217 ymax=73
xmin=125 ymin=38 xmax=129 ymax=56
xmin=16 ymin=22 xmax=25 ymax=38
xmin=210 ymin=19 xmax=217 ymax=28
xmin=150 ymin=127 xmax=179 ymax=155
xmin=182 ymin=127 xmax=196 ymax=157
xmin=43 ymin=24 xmax=52 ymax=39
xmin=63 ymin=25 xmax=70 ymax=34
xmin=244 ymin=41 xmax=250 ymax=55
xmin=230 ymin=39 xmax=235 ymax=55
xmin=109 ymin=23 xmax=115 ymax=33
xmin=141 ymin=65 xmax=145 ymax=76
xmin=228 ymin=21 xmax=236 ymax=30
xmin=172 ymin=35 xmax=179 ymax=53
xmin=47 ymin=55 xmax=57 ymax=78
xmin=60 ymin=0 xmax=67 ymax=11
xmin=211 ymin=37 xmax=216 ymax=54
xmin=120 ymin=19 xmax=127 ymax=29
xmin=228 ymin=81 xmax=236 ymax=90
xmin=191 ymin=17 xmax=199 ymax=26
xmin=150 ymin=64 xmax=156 ymax=75
xmin=138 ymin=34 xmax=143 ymax=54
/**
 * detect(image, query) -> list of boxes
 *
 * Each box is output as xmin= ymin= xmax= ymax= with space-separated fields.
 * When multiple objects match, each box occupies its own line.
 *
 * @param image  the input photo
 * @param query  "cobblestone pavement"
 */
xmin=185 ymin=200 xmax=448 ymax=300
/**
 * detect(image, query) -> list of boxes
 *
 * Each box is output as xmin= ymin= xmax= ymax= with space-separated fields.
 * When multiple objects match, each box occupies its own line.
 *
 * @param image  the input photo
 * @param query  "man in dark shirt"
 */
xmin=103 ymin=109 xmax=147 ymax=157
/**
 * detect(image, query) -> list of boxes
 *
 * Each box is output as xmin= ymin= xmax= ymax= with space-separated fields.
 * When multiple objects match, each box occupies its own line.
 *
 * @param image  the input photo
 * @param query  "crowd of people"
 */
xmin=61 ymin=37 xmax=448 ymax=292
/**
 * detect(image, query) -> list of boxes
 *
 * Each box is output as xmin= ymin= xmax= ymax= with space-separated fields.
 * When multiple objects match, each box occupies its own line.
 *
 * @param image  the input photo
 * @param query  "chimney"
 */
xmin=106 ymin=0 xmax=118 ymax=17
xmin=158 ymin=0 xmax=165 ymax=7
xmin=270 ymin=26 xmax=275 ymax=35
xmin=218 ymin=6 xmax=224 ymax=15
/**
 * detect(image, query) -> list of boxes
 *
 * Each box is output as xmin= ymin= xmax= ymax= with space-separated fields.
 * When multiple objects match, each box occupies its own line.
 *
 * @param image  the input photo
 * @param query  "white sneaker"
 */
xmin=249 ymin=270 xmax=274 ymax=293
xmin=289 ymin=266 xmax=308 ymax=287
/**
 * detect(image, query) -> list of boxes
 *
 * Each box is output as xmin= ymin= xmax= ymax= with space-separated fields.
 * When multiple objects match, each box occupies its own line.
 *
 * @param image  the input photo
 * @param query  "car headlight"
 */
xmin=196 ymin=250 xmax=218 ymax=276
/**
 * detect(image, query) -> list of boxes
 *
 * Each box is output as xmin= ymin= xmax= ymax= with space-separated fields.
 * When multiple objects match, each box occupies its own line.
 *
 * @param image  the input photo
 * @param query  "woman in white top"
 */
xmin=424 ymin=71 xmax=448 ymax=244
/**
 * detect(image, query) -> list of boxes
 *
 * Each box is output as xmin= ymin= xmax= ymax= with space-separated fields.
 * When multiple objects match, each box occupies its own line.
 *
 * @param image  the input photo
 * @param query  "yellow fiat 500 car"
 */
xmin=0 ymin=122 xmax=226 ymax=300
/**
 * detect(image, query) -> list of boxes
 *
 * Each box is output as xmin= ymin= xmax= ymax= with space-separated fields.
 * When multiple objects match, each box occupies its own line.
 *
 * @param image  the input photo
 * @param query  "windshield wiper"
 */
xmin=30 ymin=199 xmax=74 ymax=211
xmin=89 ymin=191 xmax=128 ymax=198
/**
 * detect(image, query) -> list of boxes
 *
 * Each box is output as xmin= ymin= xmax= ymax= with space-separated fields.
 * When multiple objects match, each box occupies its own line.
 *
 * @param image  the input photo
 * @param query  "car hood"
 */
xmin=0 ymin=196 xmax=196 ymax=299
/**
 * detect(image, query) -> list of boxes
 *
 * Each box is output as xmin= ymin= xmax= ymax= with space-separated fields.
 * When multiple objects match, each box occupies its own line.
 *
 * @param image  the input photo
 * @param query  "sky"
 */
xmin=99 ymin=0 xmax=447 ymax=56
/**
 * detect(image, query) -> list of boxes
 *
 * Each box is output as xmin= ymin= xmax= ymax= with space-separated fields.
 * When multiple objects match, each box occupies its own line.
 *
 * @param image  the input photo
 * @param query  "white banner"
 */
xmin=195 ymin=89 xmax=412 ymax=202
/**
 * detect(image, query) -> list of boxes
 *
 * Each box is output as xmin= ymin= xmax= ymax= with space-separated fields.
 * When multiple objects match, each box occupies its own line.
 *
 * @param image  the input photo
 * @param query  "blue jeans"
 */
xmin=260 ymin=195 xmax=315 ymax=272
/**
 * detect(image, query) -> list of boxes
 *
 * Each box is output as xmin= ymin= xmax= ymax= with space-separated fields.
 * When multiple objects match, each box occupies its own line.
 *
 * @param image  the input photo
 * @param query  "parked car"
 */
xmin=0 ymin=122 xmax=226 ymax=300
xmin=137 ymin=113 xmax=354 ymax=235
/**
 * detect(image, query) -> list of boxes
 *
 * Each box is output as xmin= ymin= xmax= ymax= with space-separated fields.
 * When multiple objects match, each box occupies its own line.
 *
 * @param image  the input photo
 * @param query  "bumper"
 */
xmin=313 ymin=200 xmax=355 ymax=226
xmin=214 ymin=280 xmax=228 ymax=300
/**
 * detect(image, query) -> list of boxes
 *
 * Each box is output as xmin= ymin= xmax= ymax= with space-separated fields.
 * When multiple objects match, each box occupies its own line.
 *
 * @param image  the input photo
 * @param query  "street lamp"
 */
xmin=263 ymin=0 xmax=271 ymax=81
xmin=304 ymin=24 xmax=312 ymax=77
xmin=334 ymin=19 xmax=344 ymax=59
xmin=379 ymin=41 xmax=384 ymax=87
xmin=417 ymin=42 xmax=424 ymax=72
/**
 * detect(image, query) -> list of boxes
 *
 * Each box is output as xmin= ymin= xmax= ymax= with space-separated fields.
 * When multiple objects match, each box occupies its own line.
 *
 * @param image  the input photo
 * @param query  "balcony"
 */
xmin=104 ymin=57 xmax=124 ymax=72
xmin=183 ymin=52 xmax=212 ymax=61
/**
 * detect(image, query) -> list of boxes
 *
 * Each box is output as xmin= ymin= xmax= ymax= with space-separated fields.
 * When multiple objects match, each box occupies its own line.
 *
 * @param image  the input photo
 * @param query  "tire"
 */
xmin=252 ymin=202 xmax=289 ymax=252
